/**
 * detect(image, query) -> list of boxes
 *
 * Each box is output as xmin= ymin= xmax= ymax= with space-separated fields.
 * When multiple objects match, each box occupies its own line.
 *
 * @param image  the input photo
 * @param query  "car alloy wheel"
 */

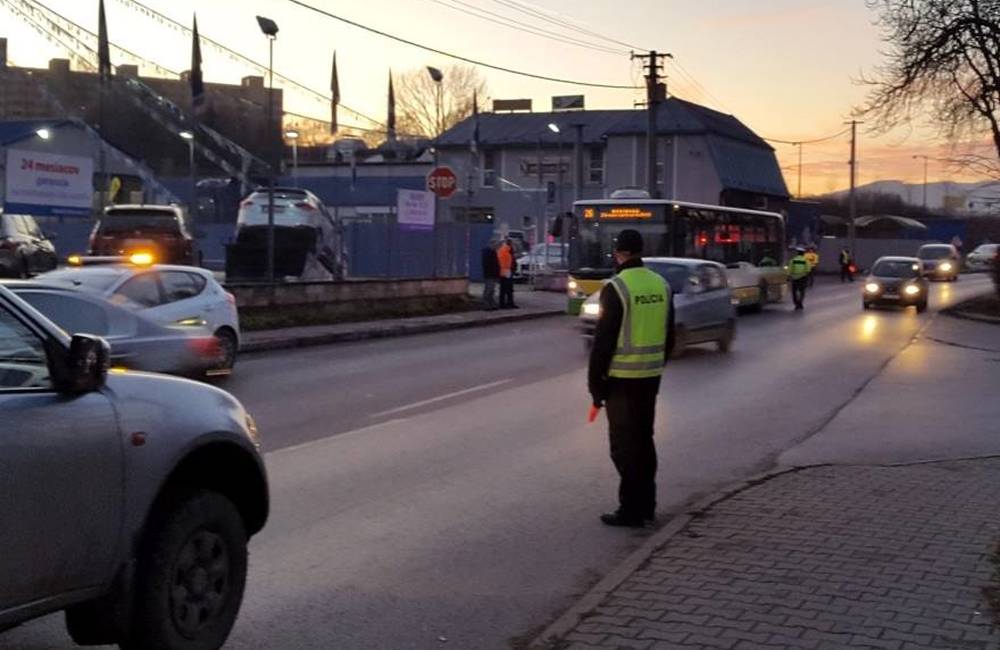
xmin=170 ymin=531 xmax=231 ymax=639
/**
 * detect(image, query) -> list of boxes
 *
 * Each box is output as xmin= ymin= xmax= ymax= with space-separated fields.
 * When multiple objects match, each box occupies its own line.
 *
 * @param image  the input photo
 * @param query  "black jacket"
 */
xmin=587 ymin=258 xmax=675 ymax=406
xmin=481 ymin=247 xmax=500 ymax=279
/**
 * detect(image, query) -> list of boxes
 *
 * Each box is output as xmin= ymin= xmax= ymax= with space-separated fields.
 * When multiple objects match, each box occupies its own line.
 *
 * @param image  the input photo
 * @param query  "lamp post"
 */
xmin=426 ymin=67 xmax=444 ymax=273
xmin=912 ymin=154 xmax=929 ymax=211
xmin=179 ymin=130 xmax=195 ymax=219
xmin=256 ymin=15 xmax=279 ymax=282
xmin=548 ymin=123 xmax=563 ymax=267
xmin=285 ymin=130 xmax=300 ymax=187
xmin=426 ymin=66 xmax=444 ymax=136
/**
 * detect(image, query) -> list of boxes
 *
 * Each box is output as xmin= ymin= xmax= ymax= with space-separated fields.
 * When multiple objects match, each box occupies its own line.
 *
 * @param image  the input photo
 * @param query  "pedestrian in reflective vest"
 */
xmin=588 ymin=229 xmax=674 ymax=527
xmin=788 ymin=247 xmax=811 ymax=310
xmin=804 ymin=246 xmax=819 ymax=288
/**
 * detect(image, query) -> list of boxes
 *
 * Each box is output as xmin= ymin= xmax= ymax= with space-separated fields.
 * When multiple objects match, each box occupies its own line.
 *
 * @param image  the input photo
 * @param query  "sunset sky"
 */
xmin=2 ymin=0 xmax=994 ymax=194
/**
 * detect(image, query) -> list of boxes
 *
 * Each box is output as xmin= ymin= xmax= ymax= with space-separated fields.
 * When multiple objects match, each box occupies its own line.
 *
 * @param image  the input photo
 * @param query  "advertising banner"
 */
xmin=4 ymin=149 xmax=93 ymax=217
xmin=397 ymin=189 xmax=435 ymax=231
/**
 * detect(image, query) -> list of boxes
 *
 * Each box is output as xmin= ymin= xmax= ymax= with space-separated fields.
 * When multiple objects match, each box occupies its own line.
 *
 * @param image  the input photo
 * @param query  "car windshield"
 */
xmin=918 ymin=246 xmax=953 ymax=260
xmin=872 ymin=260 xmax=920 ymax=278
xmin=99 ymin=211 xmax=180 ymax=234
xmin=645 ymin=262 xmax=689 ymax=293
xmin=41 ymin=268 xmax=125 ymax=291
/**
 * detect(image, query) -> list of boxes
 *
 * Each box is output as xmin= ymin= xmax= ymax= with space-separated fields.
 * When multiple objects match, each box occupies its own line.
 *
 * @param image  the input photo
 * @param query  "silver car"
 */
xmin=579 ymin=257 xmax=737 ymax=357
xmin=4 ymin=281 xmax=224 ymax=377
xmin=0 ymin=283 xmax=267 ymax=649
xmin=966 ymin=243 xmax=998 ymax=272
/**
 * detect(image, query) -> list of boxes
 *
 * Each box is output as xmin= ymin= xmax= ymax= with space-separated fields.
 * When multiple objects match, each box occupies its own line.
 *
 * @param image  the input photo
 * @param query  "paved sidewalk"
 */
xmin=242 ymin=287 xmax=566 ymax=353
xmin=539 ymin=460 xmax=1000 ymax=650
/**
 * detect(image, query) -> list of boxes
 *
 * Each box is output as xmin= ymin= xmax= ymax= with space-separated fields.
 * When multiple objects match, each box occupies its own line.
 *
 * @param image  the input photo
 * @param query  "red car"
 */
xmin=88 ymin=204 xmax=200 ymax=266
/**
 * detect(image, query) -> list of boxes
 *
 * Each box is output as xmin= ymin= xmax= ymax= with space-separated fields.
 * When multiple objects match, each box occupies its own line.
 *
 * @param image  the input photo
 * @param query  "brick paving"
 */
xmin=554 ymin=460 xmax=1000 ymax=650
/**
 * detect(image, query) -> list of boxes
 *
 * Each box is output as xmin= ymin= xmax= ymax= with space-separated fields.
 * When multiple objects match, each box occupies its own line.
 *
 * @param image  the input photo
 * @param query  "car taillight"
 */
xmin=189 ymin=337 xmax=221 ymax=359
xmin=0 ymin=239 xmax=16 ymax=251
xmin=225 ymin=291 xmax=236 ymax=305
xmin=240 ymin=199 xmax=255 ymax=208
xmin=294 ymin=202 xmax=317 ymax=211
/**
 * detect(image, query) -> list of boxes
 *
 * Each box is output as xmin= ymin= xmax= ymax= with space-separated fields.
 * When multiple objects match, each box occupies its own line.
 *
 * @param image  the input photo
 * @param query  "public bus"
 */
xmin=566 ymin=195 xmax=787 ymax=314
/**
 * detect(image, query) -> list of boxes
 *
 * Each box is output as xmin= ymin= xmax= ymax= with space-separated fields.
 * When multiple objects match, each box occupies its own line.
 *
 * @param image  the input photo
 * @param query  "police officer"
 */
xmin=788 ymin=246 xmax=811 ymax=310
xmin=588 ymin=229 xmax=674 ymax=528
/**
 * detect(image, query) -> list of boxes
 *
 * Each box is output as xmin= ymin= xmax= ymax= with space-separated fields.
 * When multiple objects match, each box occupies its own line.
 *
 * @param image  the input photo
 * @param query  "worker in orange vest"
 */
xmin=497 ymin=238 xmax=518 ymax=309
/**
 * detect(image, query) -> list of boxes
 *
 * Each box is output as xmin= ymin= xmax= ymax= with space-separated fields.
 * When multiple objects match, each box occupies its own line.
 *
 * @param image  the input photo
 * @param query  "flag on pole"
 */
xmin=387 ymin=70 xmax=396 ymax=142
xmin=330 ymin=51 xmax=340 ymax=135
xmin=471 ymin=90 xmax=480 ymax=154
xmin=97 ymin=0 xmax=111 ymax=85
xmin=190 ymin=14 xmax=205 ymax=112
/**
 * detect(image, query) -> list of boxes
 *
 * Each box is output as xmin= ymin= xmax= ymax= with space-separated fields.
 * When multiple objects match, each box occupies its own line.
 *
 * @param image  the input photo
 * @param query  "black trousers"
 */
xmin=605 ymin=376 xmax=661 ymax=519
xmin=791 ymin=277 xmax=808 ymax=308
xmin=840 ymin=264 xmax=854 ymax=282
xmin=499 ymin=277 xmax=515 ymax=307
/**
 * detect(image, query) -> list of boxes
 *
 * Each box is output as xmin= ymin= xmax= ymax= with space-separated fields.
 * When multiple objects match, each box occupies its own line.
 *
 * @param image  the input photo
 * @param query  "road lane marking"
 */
xmin=267 ymin=417 xmax=408 ymax=456
xmin=369 ymin=379 xmax=514 ymax=418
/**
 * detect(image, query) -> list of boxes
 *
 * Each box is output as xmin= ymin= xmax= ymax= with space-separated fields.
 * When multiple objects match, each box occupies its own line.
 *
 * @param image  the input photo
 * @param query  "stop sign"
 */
xmin=427 ymin=166 xmax=458 ymax=199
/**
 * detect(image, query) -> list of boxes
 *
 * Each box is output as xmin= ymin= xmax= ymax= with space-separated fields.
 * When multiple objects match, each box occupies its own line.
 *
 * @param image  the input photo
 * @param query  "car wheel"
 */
xmin=670 ymin=326 xmax=687 ymax=360
xmin=753 ymin=282 xmax=768 ymax=311
xmin=125 ymin=490 xmax=248 ymax=650
xmin=716 ymin=320 xmax=735 ymax=353
xmin=213 ymin=328 xmax=238 ymax=373
xmin=862 ymin=301 xmax=871 ymax=310
xmin=917 ymin=300 xmax=928 ymax=313
xmin=19 ymin=257 xmax=30 ymax=279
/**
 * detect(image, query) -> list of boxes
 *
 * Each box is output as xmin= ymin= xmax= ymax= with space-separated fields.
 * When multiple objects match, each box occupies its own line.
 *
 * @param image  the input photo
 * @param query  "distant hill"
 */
xmin=822 ymin=180 xmax=986 ymax=211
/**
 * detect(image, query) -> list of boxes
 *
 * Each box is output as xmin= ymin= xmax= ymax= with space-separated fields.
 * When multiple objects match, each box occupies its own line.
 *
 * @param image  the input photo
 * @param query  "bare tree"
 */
xmin=861 ymin=0 xmax=1000 ymax=174
xmin=395 ymin=65 xmax=488 ymax=138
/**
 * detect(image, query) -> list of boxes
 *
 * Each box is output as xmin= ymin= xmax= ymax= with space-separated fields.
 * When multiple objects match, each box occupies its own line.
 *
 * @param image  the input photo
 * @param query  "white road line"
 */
xmin=369 ymin=379 xmax=514 ymax=419
xmin=266 ymin=417 xmax=408 ymax=457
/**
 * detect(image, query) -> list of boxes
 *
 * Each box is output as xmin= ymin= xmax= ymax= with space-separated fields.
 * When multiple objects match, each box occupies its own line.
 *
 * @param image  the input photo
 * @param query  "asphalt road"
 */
xmin=5 ymin=275 xmax=995 ymax=650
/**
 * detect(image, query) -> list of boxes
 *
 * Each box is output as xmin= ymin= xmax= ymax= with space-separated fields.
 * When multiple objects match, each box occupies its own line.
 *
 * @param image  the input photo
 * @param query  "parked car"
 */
xmin=0 ymin=212 xmax=58 ymax=278
xmin=88 ymin=204 xmax=199 ymax=266
xmin=862 ymin=256 xmax=929 ymax=312
xmin=4 ymin=281 xmax=224 ymax=377
xmin=227 ymin=187 xmax=345 ymax=281
xmin=0 ymin=282 xmax=267 ymax=648
xmin=966 ymin=243 xmax=999 ymax=272
xmin=40 ymin=260 xmax=241 ymax=373
xmin=916 ymin=243 xmax=960 ymax=281
xmin=515 ymin=243 xmax=569 ymax=281
xmin=724 ymin=260 xmax=787 ymax=310
xmin=579 ymin=258 xmax=736 ymax=357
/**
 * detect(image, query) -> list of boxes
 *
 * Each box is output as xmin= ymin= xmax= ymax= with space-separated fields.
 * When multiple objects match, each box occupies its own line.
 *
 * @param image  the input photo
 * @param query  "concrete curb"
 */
xmin=240 ymin=309 xmax=565 ymax=354
xmin=527 ymin=466 xmax=811 ymax=649
xmin=941 ymin=291 xmax=1000 ymax=325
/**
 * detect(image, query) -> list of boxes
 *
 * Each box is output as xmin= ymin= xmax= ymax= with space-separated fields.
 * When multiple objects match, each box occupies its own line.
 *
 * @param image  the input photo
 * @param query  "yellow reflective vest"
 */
xmin=608 ymin=267 xmax=669 ymax=379
xmin=788 ymin=255 xmax=810 ymax=280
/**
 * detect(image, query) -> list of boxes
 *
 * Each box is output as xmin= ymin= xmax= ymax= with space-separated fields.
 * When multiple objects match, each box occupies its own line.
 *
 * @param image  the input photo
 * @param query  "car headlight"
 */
xmin=865 ymin=282 xmax=881 ymax=293
xmin=904 ymin=284 xmax=920 ymax=296
xmin=582 ymin=302 xmax=600 ymax=316
xmin=568 ymin=280 xmax=578 ymax=291
xmin=939 ymin=262 xmax=953 ymax=272
xmin=245 ymin=413 xmax=262 ymax=451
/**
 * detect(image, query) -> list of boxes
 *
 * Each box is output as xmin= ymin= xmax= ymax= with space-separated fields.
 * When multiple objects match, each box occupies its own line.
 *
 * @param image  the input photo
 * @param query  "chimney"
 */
xmin=0 ymin=38 xmax=7 ymax=70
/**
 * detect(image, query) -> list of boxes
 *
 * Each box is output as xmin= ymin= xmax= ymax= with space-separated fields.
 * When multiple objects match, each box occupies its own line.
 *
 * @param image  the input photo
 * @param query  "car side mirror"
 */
xmin=686 ymin=277 xmax=704 ymax=295
xmin=63 ymin=334 xmax=110 ymax=393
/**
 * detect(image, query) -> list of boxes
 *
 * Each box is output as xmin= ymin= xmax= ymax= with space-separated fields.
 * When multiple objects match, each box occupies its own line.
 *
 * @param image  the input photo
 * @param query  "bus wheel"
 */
xmin=754 ymin=282 xmax=768 ymax=311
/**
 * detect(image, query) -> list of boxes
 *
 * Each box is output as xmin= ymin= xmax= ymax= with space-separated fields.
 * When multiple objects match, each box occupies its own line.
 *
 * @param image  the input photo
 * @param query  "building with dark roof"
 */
xmin=434 ymin=97 xmax=789 ymax=237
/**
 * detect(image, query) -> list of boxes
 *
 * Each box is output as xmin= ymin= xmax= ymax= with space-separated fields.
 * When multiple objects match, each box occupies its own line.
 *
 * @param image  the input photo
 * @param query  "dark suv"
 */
xmin=89 ymin=205 xmax=199 ymax=266
xmin=0 ymin=212 xmax=58 ymax=278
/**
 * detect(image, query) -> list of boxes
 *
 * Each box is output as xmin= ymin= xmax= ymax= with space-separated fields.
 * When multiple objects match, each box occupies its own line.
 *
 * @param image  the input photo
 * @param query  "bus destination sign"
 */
xmin=585 ymin=206 xmax=655 ymax=220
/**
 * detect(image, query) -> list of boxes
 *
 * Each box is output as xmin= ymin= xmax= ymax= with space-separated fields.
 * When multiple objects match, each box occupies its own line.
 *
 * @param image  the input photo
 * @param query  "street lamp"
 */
xmin=547 ymin=123 xmax=560 ymax=134
xmin=426 ymin=66 xmax=444 ymax=136
xmin=257 ymin=15 xmax=279 ymax=282
xmin=912 ymin=154 xmax=930 ymax=211
xmin=285 ymin=130 xmax=300 ymax=187
xmin=35 ymin=128 xmax=51 ymax=140
xmin=179 ymin=130 xmax=196 ymax=220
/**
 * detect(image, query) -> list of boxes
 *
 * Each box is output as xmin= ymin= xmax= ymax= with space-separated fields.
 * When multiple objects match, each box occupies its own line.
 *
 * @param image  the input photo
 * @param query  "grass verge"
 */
xmin=240 ymin=295 xmax=481 ymax=331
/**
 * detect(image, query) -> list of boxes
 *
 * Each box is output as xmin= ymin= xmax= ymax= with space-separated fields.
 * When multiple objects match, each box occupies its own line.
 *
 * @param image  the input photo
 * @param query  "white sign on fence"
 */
xmin=397 ymin=188 xmax=435 ymax=231
xmin=4 ymin=149 xmax=94 ymax=217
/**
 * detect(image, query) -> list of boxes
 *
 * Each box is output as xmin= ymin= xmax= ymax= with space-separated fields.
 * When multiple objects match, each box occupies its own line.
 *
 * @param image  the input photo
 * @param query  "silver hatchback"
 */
xmin=579 ymin=257 xmax=737 ymax=357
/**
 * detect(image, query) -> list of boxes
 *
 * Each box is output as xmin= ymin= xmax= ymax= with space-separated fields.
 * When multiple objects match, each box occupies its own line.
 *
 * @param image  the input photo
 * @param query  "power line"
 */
xmin=490 ymin=0 xmax=646 ymax=52
xmin=425 ymin=0 xmax=624 ymax=55
xmin=764 ymin=128 xmax=851 ymax=145
xmin=113 ymin=0 xmax=387 ymax=128
xmin=284 ymin=0 xmax=639 ymax=90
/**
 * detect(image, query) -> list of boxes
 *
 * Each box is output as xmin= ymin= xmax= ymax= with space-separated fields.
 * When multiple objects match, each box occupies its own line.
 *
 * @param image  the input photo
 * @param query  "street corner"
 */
xmin=539 ymin=460 xmax=1000 ymax=650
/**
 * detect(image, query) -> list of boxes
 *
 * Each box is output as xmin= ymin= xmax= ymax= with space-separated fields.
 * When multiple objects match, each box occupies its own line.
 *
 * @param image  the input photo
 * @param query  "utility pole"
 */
xmin=631 ymin=50 xmax=669 ymax=198
xmin=846 ymin=119 xmax=863 ymax=258
xmin=794 ymin=142 xmax=803 ymax=198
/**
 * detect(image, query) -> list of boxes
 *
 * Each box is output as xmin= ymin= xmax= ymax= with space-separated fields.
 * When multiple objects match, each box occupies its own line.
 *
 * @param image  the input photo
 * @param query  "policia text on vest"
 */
xmin=588 ymin=239 xmax=675 ymax=528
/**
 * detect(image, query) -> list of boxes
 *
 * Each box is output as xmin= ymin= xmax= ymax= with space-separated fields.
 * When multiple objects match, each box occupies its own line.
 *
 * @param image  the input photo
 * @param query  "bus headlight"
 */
xmin=582 ymin=303 xmax=601 ymax=316
xmin=904 ymin=284 xmax=921 ymax=296
xmin=865 ymin=282 xmax=881 ymax=294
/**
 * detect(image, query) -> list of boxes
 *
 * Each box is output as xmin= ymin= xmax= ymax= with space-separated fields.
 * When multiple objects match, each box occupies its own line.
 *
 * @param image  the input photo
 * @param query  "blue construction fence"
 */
xmin=35 ymin=216 xmax=497 ymax=281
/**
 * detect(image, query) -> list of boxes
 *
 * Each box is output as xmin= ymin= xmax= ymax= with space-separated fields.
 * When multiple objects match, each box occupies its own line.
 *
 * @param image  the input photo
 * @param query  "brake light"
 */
xmin=294 ymin=202 xmax=317 ymax=211
xmin=224 ymin=291 xmax=236 ymax=305
xmin=189 ymin=337 xmax=221 ymax=359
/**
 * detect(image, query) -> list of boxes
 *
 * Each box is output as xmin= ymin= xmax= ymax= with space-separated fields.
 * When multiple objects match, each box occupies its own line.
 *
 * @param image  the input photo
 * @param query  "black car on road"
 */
xmin=862 ymin=256 xmax=929 ymax=312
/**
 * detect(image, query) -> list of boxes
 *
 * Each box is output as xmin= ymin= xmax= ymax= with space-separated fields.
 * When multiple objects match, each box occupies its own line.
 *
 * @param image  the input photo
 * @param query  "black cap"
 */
xmin=615 ymin=229 xmax=644 ymax=254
